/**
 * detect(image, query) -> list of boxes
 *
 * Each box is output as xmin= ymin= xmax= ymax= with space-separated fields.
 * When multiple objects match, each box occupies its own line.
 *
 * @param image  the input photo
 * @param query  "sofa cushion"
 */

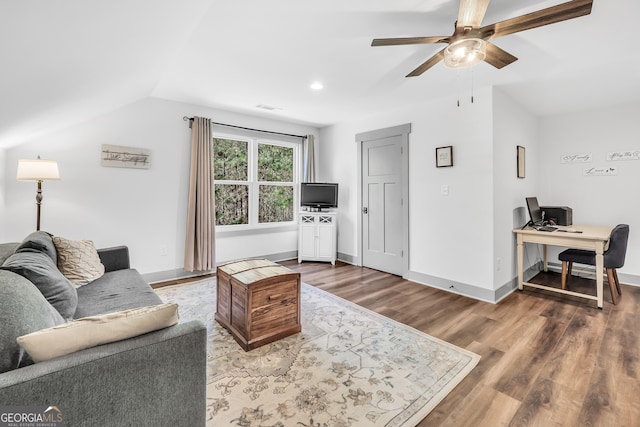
xmin=15 ymin=231 xmax=57 ymax=262
xmin=53 ymin=236 xmax=105 ymax=286
xmin=74 ymin=268 xmax=162 ymax=318
xmin=0 ymin=270 xmax=65 ymax=373
xmin=1 ymin=251 xmax=78 ymax=320
xmin=17 ymin=303 xmax=179 ymax=363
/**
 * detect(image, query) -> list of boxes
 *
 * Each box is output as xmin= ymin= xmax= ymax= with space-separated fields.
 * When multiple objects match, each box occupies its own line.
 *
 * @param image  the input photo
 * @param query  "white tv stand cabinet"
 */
xmin=298 ymin=211 xmax=337 ymax=265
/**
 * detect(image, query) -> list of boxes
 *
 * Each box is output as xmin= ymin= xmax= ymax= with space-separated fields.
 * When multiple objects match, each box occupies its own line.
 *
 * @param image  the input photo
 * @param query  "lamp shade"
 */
xmin=16 ymin=159 xmax=61 ymax=181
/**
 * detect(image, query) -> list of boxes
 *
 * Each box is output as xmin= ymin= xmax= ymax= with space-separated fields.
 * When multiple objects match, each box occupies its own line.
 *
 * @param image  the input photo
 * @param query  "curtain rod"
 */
xmin=182 ymin=116 xmax=307 ymax=140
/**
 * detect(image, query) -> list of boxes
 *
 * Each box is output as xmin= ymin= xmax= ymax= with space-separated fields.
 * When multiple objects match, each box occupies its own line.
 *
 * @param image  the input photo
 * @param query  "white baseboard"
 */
xmin=143 ymin=250 xmax=298 ymax=284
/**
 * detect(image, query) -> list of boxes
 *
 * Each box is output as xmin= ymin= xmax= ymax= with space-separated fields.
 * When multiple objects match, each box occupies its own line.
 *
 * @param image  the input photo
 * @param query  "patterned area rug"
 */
xmin=156 ymin=279 xmax=480 ymax=427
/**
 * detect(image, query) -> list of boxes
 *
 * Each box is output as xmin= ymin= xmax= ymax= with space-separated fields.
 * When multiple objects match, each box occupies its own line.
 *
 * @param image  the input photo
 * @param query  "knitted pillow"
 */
xmin=53 ymin=236 xmax=105 ymax=286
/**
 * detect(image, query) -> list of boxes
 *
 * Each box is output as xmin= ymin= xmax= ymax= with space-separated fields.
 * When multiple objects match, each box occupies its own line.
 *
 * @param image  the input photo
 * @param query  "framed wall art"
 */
xmin=607 ymin=150 xmax=640 ymax=161
xmin=517 ymin=145 xmax=525 ymax=178
xmin=436 ymin=145 xmax=453 ymax=168
xmin=101 ymin=144 xmax=151 ymax=169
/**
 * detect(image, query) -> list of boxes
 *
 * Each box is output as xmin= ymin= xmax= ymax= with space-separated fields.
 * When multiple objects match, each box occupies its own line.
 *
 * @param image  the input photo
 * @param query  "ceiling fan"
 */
xmin=371 ymin=0 xmax=593 ymax=77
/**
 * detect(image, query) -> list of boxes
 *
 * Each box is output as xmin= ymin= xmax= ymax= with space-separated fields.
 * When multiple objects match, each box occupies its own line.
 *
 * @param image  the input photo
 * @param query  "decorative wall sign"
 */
xmin=561 ymin=153 xmax=592 ymax=163
xmin=607 ymin=150 xmax=640 ymax=161
xmin=436 ymin=145 xmax=453 ymax=167
xmin=583 ymin=167 xmax=618 ymax=176
xmin=101 ymin=145 xmax=151 ymax=169
xmin=517 ymin=145 xmax=525 ymax=178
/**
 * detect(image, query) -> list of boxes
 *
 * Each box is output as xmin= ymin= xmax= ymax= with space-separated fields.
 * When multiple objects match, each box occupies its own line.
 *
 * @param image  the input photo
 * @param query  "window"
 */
xmin=213 ymin=135 xmax=299 ymax=227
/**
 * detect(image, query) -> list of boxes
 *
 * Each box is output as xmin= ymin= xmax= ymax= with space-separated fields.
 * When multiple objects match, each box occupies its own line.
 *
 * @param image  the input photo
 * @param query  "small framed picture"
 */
xmin=436 ymin=146 xmax=453 ymax=168
xmin=517 ymin=146 xmax=525 ymax=178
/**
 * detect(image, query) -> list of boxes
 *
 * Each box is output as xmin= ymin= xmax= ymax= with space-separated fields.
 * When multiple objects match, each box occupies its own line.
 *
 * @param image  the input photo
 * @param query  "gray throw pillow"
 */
xmin=0 ymin=270 xmax=65 ymax=373
xmin=1 ymin=252 xmax=78 ymax=320
xmin=0 ymin=242 xmax=18 ymax=265
xmin=15 ymin=231 xmax=57 ymax=263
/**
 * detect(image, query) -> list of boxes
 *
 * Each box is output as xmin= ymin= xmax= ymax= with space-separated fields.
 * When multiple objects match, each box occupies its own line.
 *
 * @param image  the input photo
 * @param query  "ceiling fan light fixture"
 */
xmin=444 ymin=38 xmax=486 ymax=68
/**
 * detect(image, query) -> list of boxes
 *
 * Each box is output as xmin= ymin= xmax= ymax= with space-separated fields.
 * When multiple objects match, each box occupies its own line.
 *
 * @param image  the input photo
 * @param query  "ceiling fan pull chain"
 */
xmin=456 ymin=69 xmax=462 ymax=107
xmin=471 ymin=67 xmax=474 ymax=104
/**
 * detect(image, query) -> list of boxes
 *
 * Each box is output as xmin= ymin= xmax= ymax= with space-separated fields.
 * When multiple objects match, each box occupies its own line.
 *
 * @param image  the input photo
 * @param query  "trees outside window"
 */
xmin=213 ymin=136 xmax=298 ymax=227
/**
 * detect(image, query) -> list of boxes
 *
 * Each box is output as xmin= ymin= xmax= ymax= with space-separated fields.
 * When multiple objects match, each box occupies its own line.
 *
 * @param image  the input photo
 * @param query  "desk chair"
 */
xmin=559 ymin=224 xmax=629 ymax=305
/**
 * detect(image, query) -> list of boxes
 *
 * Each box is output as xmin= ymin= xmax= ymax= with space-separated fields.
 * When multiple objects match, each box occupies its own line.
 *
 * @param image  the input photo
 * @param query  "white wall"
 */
xmin=321 ymin=87 xmax=499 ymax=291
xmin=492 ymin=88 xmax=540 ymax=289
xmin=0 ymin=148 xmax=6 ymax=242
xmin=3 ymin=97 xmax=318 ymax=274
xmin=538 ymin=102 xmax=640 ymax=278
xmin=5 ymin=91 xmax=637 ymax=290
xmin=320 ymin=88 xmax=640 ymax=299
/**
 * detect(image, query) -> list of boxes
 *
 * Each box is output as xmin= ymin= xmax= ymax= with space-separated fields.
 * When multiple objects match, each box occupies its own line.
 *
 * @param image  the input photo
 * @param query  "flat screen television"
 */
xmin=300 ymin=183 xmax=338 ymax=209
xmin=525 ymin=197 xmax=543 ymax=226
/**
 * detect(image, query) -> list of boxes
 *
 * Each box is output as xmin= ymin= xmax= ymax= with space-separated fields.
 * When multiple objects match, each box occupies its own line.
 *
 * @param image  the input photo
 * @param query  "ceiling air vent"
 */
xmin=256 ymin=104 xmax=282 ymax=111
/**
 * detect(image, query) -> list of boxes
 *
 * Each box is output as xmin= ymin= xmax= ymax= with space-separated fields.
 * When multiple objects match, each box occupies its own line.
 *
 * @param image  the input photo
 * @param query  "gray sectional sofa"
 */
xmin=0 ymin=232 xmax=206 ymax=426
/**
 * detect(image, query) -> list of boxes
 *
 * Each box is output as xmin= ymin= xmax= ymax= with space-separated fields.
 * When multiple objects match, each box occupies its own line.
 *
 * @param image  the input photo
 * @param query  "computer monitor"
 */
xmin=525 ymin=197 xmax=544 ymax=226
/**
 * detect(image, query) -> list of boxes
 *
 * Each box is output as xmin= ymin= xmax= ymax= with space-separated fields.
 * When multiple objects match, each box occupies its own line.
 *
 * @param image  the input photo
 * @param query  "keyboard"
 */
xmin=535 ymin=226 xmax=558 ymax=232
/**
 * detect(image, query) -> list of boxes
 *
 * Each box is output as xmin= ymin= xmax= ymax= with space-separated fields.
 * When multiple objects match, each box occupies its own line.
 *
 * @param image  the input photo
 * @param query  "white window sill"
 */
xmin=216 ymin=223 xmax=298 ymax=238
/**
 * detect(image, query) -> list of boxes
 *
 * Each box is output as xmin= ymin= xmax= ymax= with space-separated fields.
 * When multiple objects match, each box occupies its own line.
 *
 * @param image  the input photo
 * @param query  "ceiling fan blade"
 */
xmin=481 ymin=0 xmax=592 ymax=39
xmin=372 ymin=36 xmax=449 ymax=47
xmin=406 ymin=50 xmax=445 ymax=77
xmin=484 ymin=43 xmax=518 ymax=69
xmin=457 ymin=0 xmax=491 ymax=28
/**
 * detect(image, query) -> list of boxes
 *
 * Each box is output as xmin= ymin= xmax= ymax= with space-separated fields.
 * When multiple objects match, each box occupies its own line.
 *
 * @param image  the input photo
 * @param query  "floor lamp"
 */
xmin=16 ymin=157 xmax=61 ymax=231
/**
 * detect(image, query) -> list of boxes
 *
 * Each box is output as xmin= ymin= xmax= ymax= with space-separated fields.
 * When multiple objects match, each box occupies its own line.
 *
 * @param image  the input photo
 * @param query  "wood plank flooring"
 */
xmin=279 ymin=260 xmax=640 ymax=427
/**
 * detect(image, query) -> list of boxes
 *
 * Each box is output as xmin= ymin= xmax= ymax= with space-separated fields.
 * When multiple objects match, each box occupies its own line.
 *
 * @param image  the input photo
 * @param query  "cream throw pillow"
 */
xmin=53 ymin=236 xmax=105 ymax=286
xmin=17 ymin=303 xmax=179 ymax=363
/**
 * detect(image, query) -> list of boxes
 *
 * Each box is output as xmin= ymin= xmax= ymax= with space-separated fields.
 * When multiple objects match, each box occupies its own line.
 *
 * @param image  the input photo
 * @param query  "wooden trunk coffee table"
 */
xmin=215 ymin=258 xmax=301 ymax=351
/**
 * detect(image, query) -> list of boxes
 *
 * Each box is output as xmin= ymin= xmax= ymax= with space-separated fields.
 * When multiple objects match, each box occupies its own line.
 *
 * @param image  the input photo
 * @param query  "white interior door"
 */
xmin=362 ymin=135 xmax=404 ymax=275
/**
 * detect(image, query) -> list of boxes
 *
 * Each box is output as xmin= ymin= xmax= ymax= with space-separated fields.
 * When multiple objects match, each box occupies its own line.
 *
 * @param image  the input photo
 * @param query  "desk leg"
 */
xmin=595 ymin=241 xmax=604 ymax=309
xmin=543 ymin=244 xmax=548 ymax=272
xmin=517 ymin=235 xmax=524 ymax=290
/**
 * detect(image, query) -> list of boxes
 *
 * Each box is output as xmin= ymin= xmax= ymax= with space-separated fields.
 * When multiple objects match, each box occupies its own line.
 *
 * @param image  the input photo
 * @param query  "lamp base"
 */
xmin=36 ymin=180 xmax=43 ymax=231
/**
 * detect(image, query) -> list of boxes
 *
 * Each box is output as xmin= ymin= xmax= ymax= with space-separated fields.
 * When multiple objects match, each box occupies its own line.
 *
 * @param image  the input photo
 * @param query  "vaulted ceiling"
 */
xmin=1 ymin=0 xmax=638 ymax=148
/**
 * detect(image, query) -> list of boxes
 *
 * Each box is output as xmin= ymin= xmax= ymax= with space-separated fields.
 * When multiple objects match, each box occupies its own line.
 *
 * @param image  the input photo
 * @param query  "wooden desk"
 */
xmin=513 ymin=225 xmax=612 ymax=308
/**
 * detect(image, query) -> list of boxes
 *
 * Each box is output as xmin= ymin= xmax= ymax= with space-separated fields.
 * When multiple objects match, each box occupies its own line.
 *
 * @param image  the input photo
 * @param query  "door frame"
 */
xmin=355 ymin=123 xmax=411 ymax=276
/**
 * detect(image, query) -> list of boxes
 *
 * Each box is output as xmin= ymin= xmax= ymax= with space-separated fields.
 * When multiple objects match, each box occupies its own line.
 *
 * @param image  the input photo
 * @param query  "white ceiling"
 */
xmin=1 ymin=0 xmax=638 ymax=148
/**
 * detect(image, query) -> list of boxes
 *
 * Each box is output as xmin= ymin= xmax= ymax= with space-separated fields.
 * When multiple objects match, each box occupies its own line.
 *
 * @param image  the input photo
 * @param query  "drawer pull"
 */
xmin=268 ymin=294 xmax=283 ymax=301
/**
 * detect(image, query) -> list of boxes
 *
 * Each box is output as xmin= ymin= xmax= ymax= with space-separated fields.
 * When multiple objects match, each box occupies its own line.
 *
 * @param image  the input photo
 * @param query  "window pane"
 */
xmin=258 ymin=144 xmax=293 ymax=182
xmin=215 ymin=184 xmax=249 ymax=225
xmin=213 ymin=138 xmax=248 ymax=181
xmin=259 ymin=185 xmax=293 ymax=223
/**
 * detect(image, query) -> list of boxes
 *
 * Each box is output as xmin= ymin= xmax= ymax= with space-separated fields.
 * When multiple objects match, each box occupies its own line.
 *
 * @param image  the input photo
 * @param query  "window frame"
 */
xmin=213 ymin=132 xmax=301 ymax=232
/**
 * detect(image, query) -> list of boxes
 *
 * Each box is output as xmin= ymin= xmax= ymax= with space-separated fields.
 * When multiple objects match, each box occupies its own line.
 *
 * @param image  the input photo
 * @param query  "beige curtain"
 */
xmin=304 ymin=134 xmax=316 ymax=182
xmin=184 ymin=116 xmax=215 ymax=272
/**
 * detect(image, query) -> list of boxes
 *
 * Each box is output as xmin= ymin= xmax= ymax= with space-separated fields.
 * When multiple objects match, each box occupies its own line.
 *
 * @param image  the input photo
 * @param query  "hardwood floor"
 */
xmin=280 ymin=260 xmax=640 ymax=427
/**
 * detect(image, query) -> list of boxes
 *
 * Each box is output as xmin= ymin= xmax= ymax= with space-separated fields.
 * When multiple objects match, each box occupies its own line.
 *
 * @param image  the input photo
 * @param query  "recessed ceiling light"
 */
xmin=310 ymin=81 xmax=324 ymax=90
